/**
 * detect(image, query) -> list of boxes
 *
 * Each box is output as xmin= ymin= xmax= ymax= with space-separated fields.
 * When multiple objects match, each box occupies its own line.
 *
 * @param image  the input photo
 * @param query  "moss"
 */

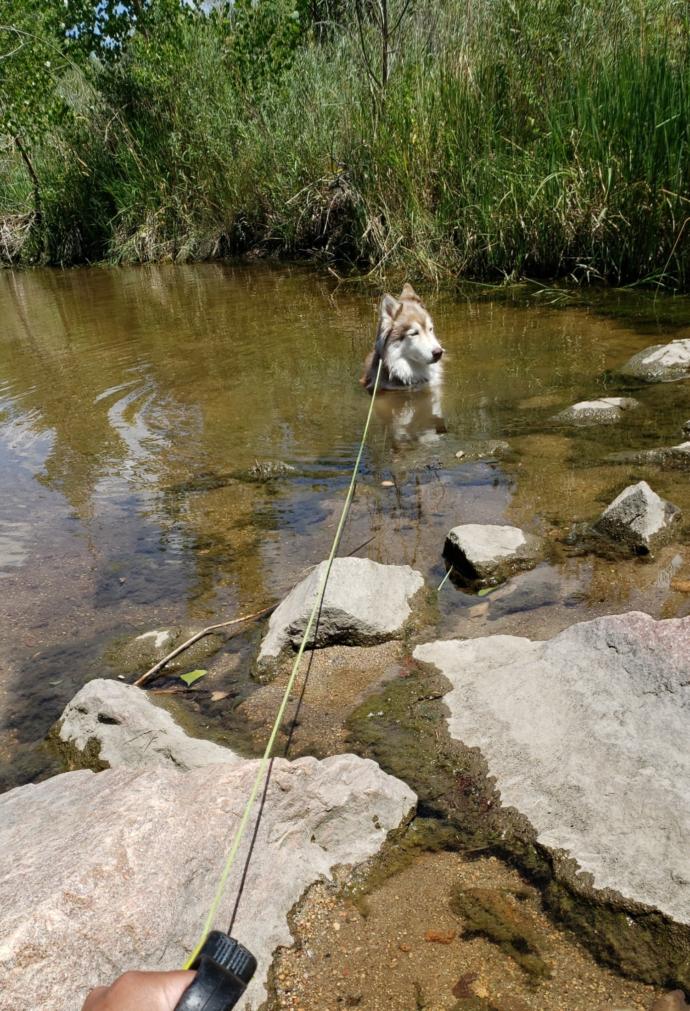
xmin=450 ymin=885 xmax=551 ymax=979
xmin=46 ymin=720 xmax=108 ymax=773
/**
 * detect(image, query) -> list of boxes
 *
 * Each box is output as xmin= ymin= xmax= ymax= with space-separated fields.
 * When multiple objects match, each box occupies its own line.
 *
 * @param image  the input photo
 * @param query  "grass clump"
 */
xmin=1 ymin=0 xmax=690 ymax=288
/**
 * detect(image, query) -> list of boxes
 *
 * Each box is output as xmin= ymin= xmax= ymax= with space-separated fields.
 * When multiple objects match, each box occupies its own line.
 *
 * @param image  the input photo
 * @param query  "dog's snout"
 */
xmin=432 ymin=347 xmax=444 ymax=363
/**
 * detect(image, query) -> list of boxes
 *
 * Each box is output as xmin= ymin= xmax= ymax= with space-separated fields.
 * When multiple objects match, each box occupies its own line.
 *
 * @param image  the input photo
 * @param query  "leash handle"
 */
xmin=174 ymin=932 xmax=257 ymax=1011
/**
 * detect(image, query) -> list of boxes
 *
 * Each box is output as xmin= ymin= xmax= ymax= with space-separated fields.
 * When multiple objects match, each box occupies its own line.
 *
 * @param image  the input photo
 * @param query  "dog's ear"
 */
xmin=375 ymin=293 xmax=401 ymax=355
xmin=379 ymin=293 xmax=402 ymax=322
xmin=399 ymin=283 xmax=422 ymax=303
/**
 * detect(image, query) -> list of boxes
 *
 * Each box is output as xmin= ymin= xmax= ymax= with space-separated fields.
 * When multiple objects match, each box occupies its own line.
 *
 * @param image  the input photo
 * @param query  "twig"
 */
xmin=133 ymin=605 xmax=275 ymax=688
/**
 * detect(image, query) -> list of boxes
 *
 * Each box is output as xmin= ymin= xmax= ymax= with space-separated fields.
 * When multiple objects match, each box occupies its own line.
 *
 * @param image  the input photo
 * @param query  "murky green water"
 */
xmin=1 ymin=263 xmax=689 ymax=790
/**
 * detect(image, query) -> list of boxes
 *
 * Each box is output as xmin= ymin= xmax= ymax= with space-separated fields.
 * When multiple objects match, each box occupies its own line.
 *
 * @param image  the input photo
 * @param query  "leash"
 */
xmin=174 ymin=359 xmax=383 ymax=1011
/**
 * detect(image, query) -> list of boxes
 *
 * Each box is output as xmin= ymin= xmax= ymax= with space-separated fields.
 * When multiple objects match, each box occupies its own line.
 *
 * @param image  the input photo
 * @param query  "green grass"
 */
xmin=2 ymin=0 xmax=690 ymax=288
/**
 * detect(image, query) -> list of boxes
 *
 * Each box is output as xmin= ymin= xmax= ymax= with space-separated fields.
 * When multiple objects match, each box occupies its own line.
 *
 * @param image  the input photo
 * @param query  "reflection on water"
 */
xmin=0 ymin=264 xmax=689 ymax=789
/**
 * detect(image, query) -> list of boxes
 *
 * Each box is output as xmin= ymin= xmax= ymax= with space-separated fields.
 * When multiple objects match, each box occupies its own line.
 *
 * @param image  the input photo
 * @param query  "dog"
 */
xmin=361 ymin=284 xmax=444 ymax=392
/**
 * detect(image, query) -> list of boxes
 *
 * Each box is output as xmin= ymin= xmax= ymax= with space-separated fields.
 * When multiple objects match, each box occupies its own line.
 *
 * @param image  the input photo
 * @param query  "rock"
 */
xmin=593 ymin=481 xmax=681 ymax=553
xmin=684 ymin=420 xmax=690 ymax=437
xmin=414 ymin=611 xmax=690 ymax=926
xmin=443 ymin=524 xmax=543 ymax=583
xmin=54 ymin=678 xmax=241 ymax=772
xmin=553 ymin=397 xmax=639 ymax=425
xmin=256 ymin=557 xmax=424 ymax=673
xmin=619 ymin=338 xmax=690 ymax=382
xmin=108 ymin=626 xmax=224 ymax=677
xmin=606 ymin=442 xmax=690 ymax=470
xmin=0 ymin=755 xmax=416 ymax=1011
xmin=486 ymin=565 xmax=562 ymax=618
xmin=246 ymin=459 xmax=296 ymax=481
xmin=454 ymin=439 xmax=512 ymax=461
xmin=651 ymin=993 xmax=690 ymax=1011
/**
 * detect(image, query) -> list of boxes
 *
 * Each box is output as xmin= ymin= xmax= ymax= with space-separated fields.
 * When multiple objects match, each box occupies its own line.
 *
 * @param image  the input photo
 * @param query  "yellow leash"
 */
xmin=183 ymin=359 xmax=383 ymax=969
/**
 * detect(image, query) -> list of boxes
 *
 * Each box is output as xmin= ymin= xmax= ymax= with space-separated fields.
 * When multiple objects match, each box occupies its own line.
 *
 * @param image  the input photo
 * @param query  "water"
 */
xmin=1 ymin=263 xmax=689 ymax=790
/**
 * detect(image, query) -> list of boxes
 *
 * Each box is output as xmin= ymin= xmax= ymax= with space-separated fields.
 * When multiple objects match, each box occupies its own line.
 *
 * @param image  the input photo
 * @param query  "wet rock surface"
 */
xmin=553 ymin=396 xmax=640 ymax=425
xmin=0 ymin=755 xmax=415 ymax=1011
xmin=414 ymin=612 xmax=690 ymax=929
xmin=619 ymin=337 xmax=690 ymax=382
xmin=54 ymin=678 xmax=241 ymax=771
xmin=444 ymin=524 xmax=544 ymax=583
xmin=257 ymin=557 xmax=424 ymax=674
xmin=593 ymin=480 xmax=682 ymax=553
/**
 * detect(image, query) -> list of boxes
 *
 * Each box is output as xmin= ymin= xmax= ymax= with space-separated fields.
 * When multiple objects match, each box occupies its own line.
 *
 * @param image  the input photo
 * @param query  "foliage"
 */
xmin=1 ymin=0 xmax=690 ymax=287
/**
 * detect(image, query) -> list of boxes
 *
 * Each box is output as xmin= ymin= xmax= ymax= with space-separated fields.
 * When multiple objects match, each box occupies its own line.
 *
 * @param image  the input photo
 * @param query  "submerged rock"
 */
xmin=54 ymin=678 xmax=240 ymax=772
xmin=619 ymin=338 xmax=690 ymax=382
xmin=443 ymin=524 xmax=543 ymax=583
xmin=414 ymin=612 xmax=690 ymax=930
xmin=593 ymin=480 xmax=681 ymax=553
xmin=0 ymin=755 xmax=415 ymax=1011
xmin=606 ymin=442 xmax=690 ymax=470
xmin=257 ymin=557 xmax=424 ymax=674
xmin=552 ymin=396 xmax=639 ymax=425
xmin=109 ymin=626 xmax=224 ymax=677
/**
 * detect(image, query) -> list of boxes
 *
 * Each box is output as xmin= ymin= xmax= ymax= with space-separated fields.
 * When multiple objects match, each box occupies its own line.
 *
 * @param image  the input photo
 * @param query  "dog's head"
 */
xmin=375 ymin=284 xmax=443 ymax=382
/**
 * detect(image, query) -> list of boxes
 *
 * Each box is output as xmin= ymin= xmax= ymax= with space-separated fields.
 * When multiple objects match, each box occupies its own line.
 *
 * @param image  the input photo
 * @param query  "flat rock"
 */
xmin=0 ymin=755 xmax=415 ymax=1011
xmin=593 ymin=480 xmax=681 ymax=553
xmin=54 ymin=678 xmax=241 ymax=771
xmin=619 ymin=338 xmax=690 ymax=382
xmin=443 ymin=524 xmax=543 ymax=582
xmin=414 ymin=612 xmax=690 ymax=925
xmin=553 ymin=397 xmax=639 ymax=425
xmin=257 ymin=557 xmax=424 ymax=674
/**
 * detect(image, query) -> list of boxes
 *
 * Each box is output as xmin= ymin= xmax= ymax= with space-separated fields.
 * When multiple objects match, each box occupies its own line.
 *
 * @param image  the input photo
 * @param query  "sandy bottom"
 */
xmin=268 ymin=851 xmax=666 ymax=1011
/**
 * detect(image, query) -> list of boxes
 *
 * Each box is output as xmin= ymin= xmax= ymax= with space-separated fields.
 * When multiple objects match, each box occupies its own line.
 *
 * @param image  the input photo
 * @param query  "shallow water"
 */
xmin=0 ymin=263 xmax=689 ymax=790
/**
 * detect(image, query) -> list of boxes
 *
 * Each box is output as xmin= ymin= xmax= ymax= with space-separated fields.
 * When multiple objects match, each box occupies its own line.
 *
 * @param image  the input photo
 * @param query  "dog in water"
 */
xmin=361 ymin=284 xmax=444 ymax=391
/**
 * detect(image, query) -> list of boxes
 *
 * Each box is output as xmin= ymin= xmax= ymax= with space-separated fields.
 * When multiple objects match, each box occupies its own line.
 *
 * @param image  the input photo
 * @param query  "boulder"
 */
xmin=414 ymin=611 xmax=690 ymax=926
xmin=553 ymin=397 xmax=639 ymax=425
xmin=443 ymin=524 xmax=543 ymax=583
xmin=0 ymin=755 xmax=416 ymax=1011
xmin=619 ymin=338 xmax=690 ymax=383
xmin=593 ymin=480 xmax=681 ymax=553
xmin=256 ymin=557 xmax=424 ymax=674
xmin=54 ymin=678 xmax=240 ymax=772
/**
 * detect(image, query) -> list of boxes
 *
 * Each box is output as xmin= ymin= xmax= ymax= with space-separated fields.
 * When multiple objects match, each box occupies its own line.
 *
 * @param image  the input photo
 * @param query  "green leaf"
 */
xmin=180 ymin=668 xmax=207 ymax=686
xmin=477 ymin=585 xmax=500 ymax=597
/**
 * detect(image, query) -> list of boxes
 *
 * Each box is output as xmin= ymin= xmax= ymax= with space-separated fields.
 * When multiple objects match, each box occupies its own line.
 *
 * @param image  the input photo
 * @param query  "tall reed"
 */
xmin=2 ymin=0 xmax=689 ymax=287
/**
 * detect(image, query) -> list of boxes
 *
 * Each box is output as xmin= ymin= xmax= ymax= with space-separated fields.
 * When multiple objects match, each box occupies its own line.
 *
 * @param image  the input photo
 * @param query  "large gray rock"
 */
xmin=553 ymin=396 xmax=639 ymax=425
xmin=443 ymin=524 xmax=543 ymax=583
xmin=54 ymin=678 xmax=240 ymax=771
xmin=414 ymin=611 xmax=690 ymax=925
xmin=257 ymin=557 xmax=424 ymax=673
xmin=0 ymin=755 xmax=415 ymax=1011
xmin=619 ymin=338 xmax=690 ymax=382
xmin=593 ymin=480 xmax=681 ymax=552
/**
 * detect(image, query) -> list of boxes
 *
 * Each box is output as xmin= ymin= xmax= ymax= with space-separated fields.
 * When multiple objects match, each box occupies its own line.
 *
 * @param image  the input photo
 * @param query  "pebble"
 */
xmin=381 ymin=480 xmax=395 ymax=487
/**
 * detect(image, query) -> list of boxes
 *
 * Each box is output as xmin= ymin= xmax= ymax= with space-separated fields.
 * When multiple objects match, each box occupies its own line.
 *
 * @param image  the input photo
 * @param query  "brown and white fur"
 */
xmin=361 ymin=284 xmax=444 ymax=392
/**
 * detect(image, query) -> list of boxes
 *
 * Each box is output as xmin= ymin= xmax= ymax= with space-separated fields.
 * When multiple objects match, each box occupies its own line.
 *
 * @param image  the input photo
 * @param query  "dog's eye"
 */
xmin=407 ymin=329 xmax=419 ymax=337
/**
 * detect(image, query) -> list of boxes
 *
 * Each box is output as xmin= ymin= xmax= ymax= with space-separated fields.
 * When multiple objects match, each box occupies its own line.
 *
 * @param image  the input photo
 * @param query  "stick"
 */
xmin=133 ymin=605 xmax=276 ymax=688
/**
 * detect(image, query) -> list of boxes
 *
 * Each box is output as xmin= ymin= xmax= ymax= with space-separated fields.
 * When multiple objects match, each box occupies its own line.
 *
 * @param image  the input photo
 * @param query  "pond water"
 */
xmin=1 ymin=263 xmax=689 ymax=791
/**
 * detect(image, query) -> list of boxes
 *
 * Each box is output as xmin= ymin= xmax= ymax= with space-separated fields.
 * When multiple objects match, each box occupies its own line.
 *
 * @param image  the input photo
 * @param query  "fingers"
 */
xmin=82 ymin=970 xmax=195 ymax=1011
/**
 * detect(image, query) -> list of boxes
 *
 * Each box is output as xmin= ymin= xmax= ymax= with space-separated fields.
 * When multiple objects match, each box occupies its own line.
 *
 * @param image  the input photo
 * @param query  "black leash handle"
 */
xmin=174 ymin=932 xmax=257 ymax=1011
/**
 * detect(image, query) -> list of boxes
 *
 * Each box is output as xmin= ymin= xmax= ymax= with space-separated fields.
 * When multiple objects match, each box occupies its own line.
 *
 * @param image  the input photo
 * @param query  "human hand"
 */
xmin=82 ymin=970 xmax=195 ymax=1011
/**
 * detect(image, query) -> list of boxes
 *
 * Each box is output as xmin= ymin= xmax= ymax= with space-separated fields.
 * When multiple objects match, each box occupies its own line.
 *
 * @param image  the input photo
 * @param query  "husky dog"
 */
xmin=361 ymin=284 xmax=444 ymax=391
